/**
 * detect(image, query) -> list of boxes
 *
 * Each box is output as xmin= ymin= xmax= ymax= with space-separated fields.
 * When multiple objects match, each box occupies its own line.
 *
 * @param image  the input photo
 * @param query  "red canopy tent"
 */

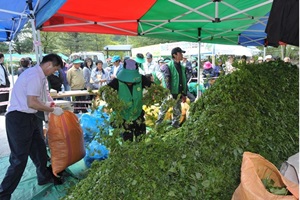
xmin=39 ymin=0 xmax=156 ymax=36
xmin=38 ymin=0 xmax=272 ymax=45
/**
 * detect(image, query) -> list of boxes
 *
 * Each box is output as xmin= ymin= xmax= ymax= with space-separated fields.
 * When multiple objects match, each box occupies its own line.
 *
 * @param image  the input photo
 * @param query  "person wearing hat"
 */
xmin=156 ymin=47 xmax=187 ymax=129
xmin=135 ymin=53 xmax=146 ymax=75
xmin=257 ymin=56 xmax=263 ymax=64
xmin=136 ymin=54 xmax=166 ymax=88
xmin=90 ymin=60 xmax=109 ymax=89
xmin=109 ymin=55 xmax=123 ymax=80
xmin=214 ymin=59 xmax=225 ymax=77
xmin=106 ymin=59 xmax=152 ymax=141
xmin=284 ymin=57 xmax=291 ymax=63
xmin=67 ymin=58 xmax=86 ymax=113
xmin=225 ymin=56 xmax=236 ymax=75
xmin=0 ymin=54 xmax=64 ymax=199
xmin=159 ymin=58 xmax=171 ymax=89
xmin=265 ymin=55 xmax=273 ymax=62
xmin=144 ymin=53 xmax=159 ymax=75
xmin=202 ymin=61 xmax=215 ymax=88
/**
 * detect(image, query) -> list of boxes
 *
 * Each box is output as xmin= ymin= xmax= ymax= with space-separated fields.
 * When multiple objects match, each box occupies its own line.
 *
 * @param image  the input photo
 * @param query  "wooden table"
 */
xmin=50 ymin=90 xmax=98 ymax=99
xmin=50 ymin=90 xmax=99 ymax=112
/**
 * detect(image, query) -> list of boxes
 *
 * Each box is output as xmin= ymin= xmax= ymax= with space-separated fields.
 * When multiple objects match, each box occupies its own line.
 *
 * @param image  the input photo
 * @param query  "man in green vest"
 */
xmin=107 ymin=59 xmax=152 ymax=141
xmin=156 ymin=47 xmax=187 ymax=128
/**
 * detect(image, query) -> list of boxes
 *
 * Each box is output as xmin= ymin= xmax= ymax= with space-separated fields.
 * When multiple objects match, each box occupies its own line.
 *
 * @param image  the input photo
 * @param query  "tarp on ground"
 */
xmin=0 ymin=156 xmax=87 ymax=200
xmin=39 ymin=0 xmax=272 ymax=46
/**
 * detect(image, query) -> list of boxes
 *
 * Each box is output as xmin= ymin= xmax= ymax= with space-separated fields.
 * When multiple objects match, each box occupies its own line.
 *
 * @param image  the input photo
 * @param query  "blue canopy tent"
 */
xmin=0 ymin=0 xmax=66 ymax=42
xmin=0 ymin=0 xmax=66 ymax=84
xmin=238 ymin=13 xmax=269 ymax=47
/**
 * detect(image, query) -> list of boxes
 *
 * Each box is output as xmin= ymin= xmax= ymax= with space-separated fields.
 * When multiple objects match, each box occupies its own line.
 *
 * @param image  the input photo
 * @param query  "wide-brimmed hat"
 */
xmin=111 ymin=55 xmax=121 ymax=62
xmin=117 ymin=59 xmax=141 ymax=83
xmin=135 ymin=53 xmax=145 ymax=64
xmin=203 ymin=61 xmax=212 ymax=70
xmin=72 ymin=58 xmax=84 ymax=64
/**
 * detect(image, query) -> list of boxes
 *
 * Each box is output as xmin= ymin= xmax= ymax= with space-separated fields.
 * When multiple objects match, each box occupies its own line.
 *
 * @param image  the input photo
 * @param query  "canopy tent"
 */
xmin=238 ymin=13 xmax=269 ymax=46
xmin=39 ymin=0 xmax=272 ymax=46
xmin=38 ymin=0 xmax=274 ymax=99
xmin=0 ymin=0 xmax=66 ymax=42
xmin=0 ymin=0 xmax=66 ymax=85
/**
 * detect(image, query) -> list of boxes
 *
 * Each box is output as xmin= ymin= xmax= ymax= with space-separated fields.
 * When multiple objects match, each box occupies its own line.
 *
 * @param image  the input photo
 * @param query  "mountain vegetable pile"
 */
xmin=64 ymin=61 xmax=298 ymax=200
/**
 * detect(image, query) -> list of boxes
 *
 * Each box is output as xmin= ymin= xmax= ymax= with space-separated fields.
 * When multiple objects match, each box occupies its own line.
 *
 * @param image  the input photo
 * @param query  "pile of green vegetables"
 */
xmin=262 ymin=176 xmax=290 ymax=195
xmin=64 ymin=61 xmax=298 ymax=200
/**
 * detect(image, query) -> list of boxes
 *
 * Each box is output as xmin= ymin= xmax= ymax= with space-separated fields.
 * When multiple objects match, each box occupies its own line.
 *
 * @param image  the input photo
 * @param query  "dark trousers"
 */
xmin=0 ymin=111 xmax=52 ymax=199
xmin=0 ymin=92 xmax=9 ymax=113
xmin=122 ymin=111 xmax=146 ymax=141
xmin=35 ymin=111 xmax=45 ymax=140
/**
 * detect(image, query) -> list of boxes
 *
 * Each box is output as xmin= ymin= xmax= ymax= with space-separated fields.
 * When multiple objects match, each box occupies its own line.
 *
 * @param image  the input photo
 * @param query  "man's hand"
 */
xmin=45 ymin=102 xmax=55 ymax=107
xmin=52 ymin=107 xmax=64 ymax=116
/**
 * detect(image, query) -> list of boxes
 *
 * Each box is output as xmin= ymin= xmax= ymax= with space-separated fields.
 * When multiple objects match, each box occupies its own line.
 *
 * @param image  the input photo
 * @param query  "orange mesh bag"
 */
xmin=48 ymin=110 xmax=85 ymax=176
xmin=232 ymin=152 xmax=299 ymax=200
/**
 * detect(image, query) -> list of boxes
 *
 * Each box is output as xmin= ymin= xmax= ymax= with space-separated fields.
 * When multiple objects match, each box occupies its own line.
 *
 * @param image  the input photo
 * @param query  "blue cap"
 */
xmin=72 ymin=58 xmax=84 ymax=64
xmin=111 ymin=55 xmax=121 ymax=62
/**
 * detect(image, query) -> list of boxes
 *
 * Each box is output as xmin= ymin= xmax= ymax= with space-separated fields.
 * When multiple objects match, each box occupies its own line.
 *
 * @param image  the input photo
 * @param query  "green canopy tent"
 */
xmin=39 ymin=0 xmax=273 ymax=97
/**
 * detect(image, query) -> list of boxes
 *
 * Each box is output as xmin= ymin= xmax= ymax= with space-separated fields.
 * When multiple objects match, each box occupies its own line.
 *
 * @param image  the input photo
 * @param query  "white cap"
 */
xmin=265 ymin=55 xmax=272 ymax=60
xmin=258 ymin=57 xmax=263 ymax=61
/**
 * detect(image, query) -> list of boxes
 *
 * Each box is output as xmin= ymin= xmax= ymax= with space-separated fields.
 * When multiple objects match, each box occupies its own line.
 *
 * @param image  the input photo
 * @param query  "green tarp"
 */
xmin=0 ymin=156 xmax=87 ymax=200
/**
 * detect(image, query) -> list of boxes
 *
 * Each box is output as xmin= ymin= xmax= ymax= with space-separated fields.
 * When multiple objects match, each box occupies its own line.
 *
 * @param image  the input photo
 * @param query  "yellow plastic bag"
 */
xmin=232 ymin=152 xmax=299 ymax=200
xmin=48 ymin=110 xmax=85 ymax=176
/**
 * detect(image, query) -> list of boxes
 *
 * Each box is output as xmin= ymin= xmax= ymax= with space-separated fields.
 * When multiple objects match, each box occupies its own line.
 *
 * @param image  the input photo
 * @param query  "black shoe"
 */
xmin=38 ymin=166 xmax=63 ymax=186
xmin=48 ymin=165 xmax=64 ymax=185
xmin=38 ymin=178 xmax=53 ymax=186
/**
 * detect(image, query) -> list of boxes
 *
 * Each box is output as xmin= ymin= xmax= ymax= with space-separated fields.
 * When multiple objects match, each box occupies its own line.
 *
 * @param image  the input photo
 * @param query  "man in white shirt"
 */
xmin=0 ymin=54 xmax=64 ymax=199
xmin=143 ymin=53 xmax=159 ymax=74
xmin=109 ymin=55 xmax=123 ymax=80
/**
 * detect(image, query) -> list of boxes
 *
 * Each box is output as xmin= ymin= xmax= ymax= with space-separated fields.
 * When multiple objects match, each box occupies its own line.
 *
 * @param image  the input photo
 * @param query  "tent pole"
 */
xmin=28 ymin=0 xmax=40 ymax=65
xmin=196 ymin=40 xmax=201 ymax=100
xmin=196 ymin=28 xmax=202 ymax=100
xmin=30 ymin=18 xmax=40 ymax=65
xmin=37 ymin=30 xmax=43 ymax=60
xmin=212 ymin=44 xmax=215 ymax=67
xmin=9 ymin=42 xmax=14 ymax=86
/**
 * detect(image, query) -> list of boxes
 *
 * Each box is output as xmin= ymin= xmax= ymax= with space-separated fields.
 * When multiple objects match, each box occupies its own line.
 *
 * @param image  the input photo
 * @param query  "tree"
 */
xmin=10 ymin=23 xmax=34 ymax=54
xmin=0 ymin=43 xmax=9 ymax=53
xmin=40 ymin=32 xmax=59 ymax=53
xmin=128 ymin=36 xmax=173 ymax=48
